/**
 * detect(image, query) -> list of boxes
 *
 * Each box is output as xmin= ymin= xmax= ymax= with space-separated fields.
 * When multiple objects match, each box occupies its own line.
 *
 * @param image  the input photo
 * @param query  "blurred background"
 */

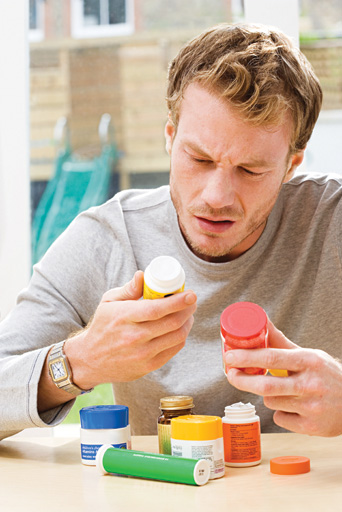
xmin=28 ymin=1 xmax=342 ymax=268
xmin=1 ymin=0 xmax=342 ymax=427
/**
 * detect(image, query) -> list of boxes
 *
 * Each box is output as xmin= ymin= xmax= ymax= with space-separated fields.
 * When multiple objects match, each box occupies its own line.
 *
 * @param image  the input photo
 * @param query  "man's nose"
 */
xmin=200 ymin=167 xmax=236 ymax=210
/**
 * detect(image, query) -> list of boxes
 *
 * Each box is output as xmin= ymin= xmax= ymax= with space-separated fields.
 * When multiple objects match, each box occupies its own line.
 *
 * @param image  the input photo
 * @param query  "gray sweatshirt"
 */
xmin=0 ymin=173 xmax=341 ymax=439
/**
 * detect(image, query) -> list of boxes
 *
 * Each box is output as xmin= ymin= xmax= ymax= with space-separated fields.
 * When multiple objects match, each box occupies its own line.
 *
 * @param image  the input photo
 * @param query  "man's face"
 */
xmin=165 ymin=83 xmax=303 ymax=262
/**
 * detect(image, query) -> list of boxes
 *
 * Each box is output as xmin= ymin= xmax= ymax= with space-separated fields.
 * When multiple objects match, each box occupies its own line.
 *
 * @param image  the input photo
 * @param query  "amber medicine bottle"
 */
xmin=158 ymin=396 xmax=194 ymax=455
xmin=143 ymin=255 xmax=185 ymax=299
xmin=222 ymin=402 xmax=261 ymax=467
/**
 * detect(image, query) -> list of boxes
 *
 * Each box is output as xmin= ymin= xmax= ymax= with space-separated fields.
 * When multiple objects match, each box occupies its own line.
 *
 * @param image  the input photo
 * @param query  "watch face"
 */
xmin=50 ymin=358 xmax=67 ymax=382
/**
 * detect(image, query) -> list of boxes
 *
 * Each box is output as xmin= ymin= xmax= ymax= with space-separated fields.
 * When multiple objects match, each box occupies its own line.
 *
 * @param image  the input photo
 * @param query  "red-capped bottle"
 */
xmin=220 ymin=302 xmax=268 ymax=375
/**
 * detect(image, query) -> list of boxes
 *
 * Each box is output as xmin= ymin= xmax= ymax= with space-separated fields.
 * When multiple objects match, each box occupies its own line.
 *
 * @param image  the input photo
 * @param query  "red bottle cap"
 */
xmin=220 ymin=302 xmax=267 ymax=340
xmin=270 ymin=456 xmax=311 ymax=475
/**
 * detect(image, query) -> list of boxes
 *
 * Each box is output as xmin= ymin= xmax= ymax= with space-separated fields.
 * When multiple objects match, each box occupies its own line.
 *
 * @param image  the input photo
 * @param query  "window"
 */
xmin=72 ymin=0 xmax=134 ymax=38
xmin=29 ymin=0 xmax=44 ymax=42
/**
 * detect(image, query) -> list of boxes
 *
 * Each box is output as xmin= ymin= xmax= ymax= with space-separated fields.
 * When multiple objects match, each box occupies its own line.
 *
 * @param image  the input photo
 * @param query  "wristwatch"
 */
xmin=48 ymin=341 xmax=93 ymax=397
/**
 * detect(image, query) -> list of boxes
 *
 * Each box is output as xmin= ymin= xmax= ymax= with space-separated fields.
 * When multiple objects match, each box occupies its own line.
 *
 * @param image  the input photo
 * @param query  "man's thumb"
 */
xmin=102 ymin=271 xmax=144 ymax=302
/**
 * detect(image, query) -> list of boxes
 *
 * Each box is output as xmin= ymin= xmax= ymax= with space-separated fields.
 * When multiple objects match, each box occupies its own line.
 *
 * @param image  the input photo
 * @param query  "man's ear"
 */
xmin=284 ymin=150 xmax=305 ymax=182
xmin=164 ymin=115 xmax=175 ymax=156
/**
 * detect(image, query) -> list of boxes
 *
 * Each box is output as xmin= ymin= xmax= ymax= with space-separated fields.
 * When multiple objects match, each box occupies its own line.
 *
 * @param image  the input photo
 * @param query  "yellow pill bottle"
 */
xmin=143 ymin=255 xmax=185 ymax=299
xmin=171 ymin=415 xmax=225 ymax=480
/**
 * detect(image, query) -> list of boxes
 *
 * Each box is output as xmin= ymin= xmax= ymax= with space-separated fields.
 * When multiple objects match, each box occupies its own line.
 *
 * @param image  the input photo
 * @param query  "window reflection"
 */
xmin=83 ymin=0 xmax=101 ymax=26
xmin=29 ymin=0 xmax=38 ymax=30
xmin=83 ymin=0 xmax=127 ymax=26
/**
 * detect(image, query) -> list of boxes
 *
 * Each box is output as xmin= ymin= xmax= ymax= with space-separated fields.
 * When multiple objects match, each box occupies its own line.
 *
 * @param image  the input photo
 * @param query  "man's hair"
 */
xmin=166 ymin=23 xmax=322 ymax=154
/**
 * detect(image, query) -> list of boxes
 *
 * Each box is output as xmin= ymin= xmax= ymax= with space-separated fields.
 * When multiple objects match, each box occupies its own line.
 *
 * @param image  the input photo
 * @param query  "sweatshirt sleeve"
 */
xmin=0 ymin=258 xmax=85 ymax=440
xmin=0 ymin=210 xmax=113 ymax=440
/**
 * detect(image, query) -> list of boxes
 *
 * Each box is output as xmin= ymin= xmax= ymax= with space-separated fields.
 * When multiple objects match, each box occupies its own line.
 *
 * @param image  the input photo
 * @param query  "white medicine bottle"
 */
xmin=143 ymin=255 xmax=185 ymax=299
xmin=222 ymin=402 xmax=261 ymax=467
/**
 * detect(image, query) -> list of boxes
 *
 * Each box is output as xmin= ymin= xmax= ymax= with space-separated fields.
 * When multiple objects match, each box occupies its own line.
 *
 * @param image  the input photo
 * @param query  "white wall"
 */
xmin=0 ymin=1 xmax=31 ymax=320
xmin=244 ymin=0 xmax=299 ymax=46
xmin=304 ymin=110 xmax=342 ymax=175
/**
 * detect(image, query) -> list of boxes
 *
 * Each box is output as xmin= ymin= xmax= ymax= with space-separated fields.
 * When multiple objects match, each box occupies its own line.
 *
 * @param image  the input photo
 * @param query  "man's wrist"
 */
xmin=48 ymin=340 xmax=93 ymax=396
xmin=63 ymin=333 xmax=99 ymax=390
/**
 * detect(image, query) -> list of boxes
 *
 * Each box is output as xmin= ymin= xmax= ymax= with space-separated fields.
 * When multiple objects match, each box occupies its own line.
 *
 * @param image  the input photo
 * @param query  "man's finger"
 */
xmin=272 ymin=410 xmax=306 ymax=435
xmin=150 ymin=340 xmax=188 ymax=371
xmin=102 ymin=273 xmax=197 ymax=323
xmin=226 ymin=367 xmax=299 ymax=397
xmin=263 ymin=395 xmax=301 ymax=413
xmin=122 ymin=290 xmax=197 ymax=323
xmin=224 ymin=346 xmax=306 ymax=374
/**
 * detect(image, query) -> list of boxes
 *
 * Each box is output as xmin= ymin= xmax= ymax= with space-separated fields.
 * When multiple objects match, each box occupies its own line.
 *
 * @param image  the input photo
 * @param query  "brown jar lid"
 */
xmin=160 ymin=396 xmax=194 ymax=410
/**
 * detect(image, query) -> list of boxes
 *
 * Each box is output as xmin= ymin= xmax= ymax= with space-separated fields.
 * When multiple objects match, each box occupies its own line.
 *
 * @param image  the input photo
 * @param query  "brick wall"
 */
xmin=30 ymin=37 xmax=342 ymax=187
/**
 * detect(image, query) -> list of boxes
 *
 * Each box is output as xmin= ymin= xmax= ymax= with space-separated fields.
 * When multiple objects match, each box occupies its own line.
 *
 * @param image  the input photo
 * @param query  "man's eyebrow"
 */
xmin=238 ymin=158 xmax=271 ymax=168
xmin=183 ymin=141 xmax=212 ymax=158
xmin=184 ymin=140 xmax=272 ymax=168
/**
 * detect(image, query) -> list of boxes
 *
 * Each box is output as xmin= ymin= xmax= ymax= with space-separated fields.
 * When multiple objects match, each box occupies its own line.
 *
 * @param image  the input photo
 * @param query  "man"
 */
xmin=1 ymin=23 xmax=341 ymax=440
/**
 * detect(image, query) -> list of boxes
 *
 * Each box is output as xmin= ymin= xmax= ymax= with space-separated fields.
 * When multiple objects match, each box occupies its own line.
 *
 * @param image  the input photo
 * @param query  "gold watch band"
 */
xmin=48 ymin=341 xmax=93 ymax=397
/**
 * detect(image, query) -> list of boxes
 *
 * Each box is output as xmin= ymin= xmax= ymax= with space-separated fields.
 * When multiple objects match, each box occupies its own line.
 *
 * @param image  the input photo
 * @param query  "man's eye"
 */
xmin=240 ymin=167 xmax=260 ymax=177
xmin=193 ymin=157 xmax=210 ymax=164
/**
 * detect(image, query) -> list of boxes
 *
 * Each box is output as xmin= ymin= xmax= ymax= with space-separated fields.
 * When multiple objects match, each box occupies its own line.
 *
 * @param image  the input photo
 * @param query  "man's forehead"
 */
xmin=175 ymin=84 xmax=293 ymax=164
xmin=180 ymin=136 xmax=286 ymax=169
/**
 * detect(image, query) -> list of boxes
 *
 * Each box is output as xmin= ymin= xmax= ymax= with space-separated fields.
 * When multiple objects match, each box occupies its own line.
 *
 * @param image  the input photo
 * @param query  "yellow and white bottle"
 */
xmin=143 ymin=255 xmax=185 ymax=299
xmin=171 ymin=415 xmax=225 ymax=480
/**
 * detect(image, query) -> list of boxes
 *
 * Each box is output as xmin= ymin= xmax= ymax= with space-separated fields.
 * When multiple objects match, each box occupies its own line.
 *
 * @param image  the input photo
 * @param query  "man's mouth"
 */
xmin=195 ymin=216 xmax=236 ymax=234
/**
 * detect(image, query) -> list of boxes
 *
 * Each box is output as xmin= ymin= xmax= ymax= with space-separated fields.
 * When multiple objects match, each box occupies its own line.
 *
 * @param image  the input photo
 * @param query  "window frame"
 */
xmin=71 ymin=0 xmax=134 ymax=39
xmin=29 ymin=0 xmax=45 ymax=42
xmin=0 ymin=0 xmax=31 ymax=319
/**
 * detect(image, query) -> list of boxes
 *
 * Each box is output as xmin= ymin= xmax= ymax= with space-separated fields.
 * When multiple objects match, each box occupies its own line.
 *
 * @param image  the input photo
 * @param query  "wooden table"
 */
xmin=0 ymin=433 xmax=341 ymax=511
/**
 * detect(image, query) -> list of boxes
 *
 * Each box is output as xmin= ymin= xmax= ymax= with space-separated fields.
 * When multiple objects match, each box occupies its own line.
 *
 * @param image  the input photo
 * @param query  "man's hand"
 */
xmin=65 ymin=270 xmax=197 ymax=389
xmin=224 ymin=319 xmax=342 ymax=437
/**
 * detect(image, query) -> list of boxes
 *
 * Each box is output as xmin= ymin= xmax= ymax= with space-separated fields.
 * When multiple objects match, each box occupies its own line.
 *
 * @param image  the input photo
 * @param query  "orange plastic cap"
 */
xmin=270 ymin=456 xmax=310 ymax=475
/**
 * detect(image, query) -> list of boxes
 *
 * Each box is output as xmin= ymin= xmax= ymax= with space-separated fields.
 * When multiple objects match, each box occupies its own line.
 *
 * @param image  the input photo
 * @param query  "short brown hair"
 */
xmin=166 ymin=23 xmax=322 ymax=153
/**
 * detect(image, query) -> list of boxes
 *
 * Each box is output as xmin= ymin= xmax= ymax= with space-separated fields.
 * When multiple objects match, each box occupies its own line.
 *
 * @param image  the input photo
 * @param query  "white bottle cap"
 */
xmin=145 ymin=256 xmax=185 ymax=294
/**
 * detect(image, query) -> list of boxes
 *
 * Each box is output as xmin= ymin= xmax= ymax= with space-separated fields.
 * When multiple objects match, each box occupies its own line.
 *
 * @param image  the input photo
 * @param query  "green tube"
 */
xmin=96 ymin=444 xmax=210 ymax=486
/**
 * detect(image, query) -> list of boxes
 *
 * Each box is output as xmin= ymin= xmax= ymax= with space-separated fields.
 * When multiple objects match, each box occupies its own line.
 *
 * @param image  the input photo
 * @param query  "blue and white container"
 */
xmin=79 ymin=405 xmax=131 ymax=465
